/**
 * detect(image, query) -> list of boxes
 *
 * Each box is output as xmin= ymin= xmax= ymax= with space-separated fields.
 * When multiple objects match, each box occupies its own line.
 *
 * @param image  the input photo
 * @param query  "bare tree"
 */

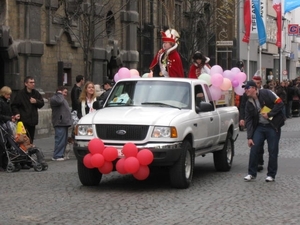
xmin=54 ymin=0 xmax=130 ymax=81
xmin=179 ymin=1 xmax=217 ymax=67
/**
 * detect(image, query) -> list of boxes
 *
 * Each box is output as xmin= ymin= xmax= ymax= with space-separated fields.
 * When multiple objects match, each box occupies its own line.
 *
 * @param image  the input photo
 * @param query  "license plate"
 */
xmin=117 ymin=149 xmax=124 ymax=157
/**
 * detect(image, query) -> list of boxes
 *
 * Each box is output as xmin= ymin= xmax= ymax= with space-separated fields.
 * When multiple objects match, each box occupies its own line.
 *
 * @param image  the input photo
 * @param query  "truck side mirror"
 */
xmin=93 ymin=100 xmax=104 ymax=110
xmin=196 ymin=102 xmax=213 ymax=113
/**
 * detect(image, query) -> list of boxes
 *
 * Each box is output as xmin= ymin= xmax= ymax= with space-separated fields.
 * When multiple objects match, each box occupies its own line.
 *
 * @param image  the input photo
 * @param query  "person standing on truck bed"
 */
xmin=188 ymin=51 xmax=211 ymax=79
xmin=149 ymin=28 xmax=184 ymax=78
xmin=242 ymin=80 xmax=285 ymax=182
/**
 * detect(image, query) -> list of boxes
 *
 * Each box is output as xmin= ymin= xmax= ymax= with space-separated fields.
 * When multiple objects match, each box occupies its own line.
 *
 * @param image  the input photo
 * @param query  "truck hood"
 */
xmin=78 ymin=106 xmax=188 ymax=126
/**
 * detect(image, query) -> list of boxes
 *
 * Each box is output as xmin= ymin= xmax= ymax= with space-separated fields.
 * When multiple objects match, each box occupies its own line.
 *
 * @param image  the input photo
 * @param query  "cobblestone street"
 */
xmin=1 ymin=117 xmax=300 ymax=225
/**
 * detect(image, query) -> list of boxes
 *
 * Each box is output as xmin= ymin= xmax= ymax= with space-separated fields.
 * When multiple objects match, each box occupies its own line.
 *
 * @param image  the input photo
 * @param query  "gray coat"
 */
xmin=50 ymin=92 xmax=72 ymax=127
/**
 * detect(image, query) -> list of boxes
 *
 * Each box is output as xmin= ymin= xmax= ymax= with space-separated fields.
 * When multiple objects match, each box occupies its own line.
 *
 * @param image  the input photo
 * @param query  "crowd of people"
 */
xmin=0 ymin=75 xmax=114 ymax=171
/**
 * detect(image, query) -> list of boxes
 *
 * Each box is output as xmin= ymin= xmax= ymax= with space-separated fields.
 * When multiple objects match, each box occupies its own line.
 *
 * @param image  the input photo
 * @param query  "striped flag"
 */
xmin=242 ymin=0 xmax=251 ymax=43
xmin=253 ymin=0 xmax=266 ymax=46
xmin=273 ymin=0 xmax=282 ymax=48
xmin=285 ymin=0 xmax=300 ymax=14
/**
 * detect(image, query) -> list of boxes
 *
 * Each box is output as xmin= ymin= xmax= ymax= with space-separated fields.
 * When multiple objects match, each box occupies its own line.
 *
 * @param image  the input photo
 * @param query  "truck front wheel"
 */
xmin=213 ymin=132 xmax=234 ymax=171
xmin=77 ymin=160 xmax=102 ymax=186
xmin=169 ymin=141 xmax=194 ymax=189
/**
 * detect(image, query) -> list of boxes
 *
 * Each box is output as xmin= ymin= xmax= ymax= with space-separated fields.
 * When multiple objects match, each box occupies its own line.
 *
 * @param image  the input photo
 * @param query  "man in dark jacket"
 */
xmin=50 ymin=86 xmax=72 ymax=161
xmin=11 ymin=76 xmax=44 ymax=144
xmin=239 ymin=75 xmax=265 ymax=171
xmin=243 ymin=81 xmax=284 ymax=182
xmin=71 ymin=75 xmax=84 ymax=112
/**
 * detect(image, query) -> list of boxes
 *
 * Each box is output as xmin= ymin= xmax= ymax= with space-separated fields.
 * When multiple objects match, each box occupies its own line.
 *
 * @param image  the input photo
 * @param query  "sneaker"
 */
xmin=56 ymin=158 xmax=65 ymax=161
xmin=257 ymin=165 xmax=263 ymax=172
xmin=51 ymin=158 xmax=56 ymax=161
xmin=244 ymin=174 xmax=256 ymax=181
xmin=265 ymin=176 xmax=275 ymax=182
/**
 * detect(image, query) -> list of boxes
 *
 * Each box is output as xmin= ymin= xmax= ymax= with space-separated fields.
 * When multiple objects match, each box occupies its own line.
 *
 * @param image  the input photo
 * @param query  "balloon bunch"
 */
xmin=83 ymin=138 xmax=154 ymax=180
xmin=114 ymin=67 xmax=140 ymax=82
xmin=198 ymin=65 xmax=247 ymax=100
xmin=83 ymin=138 xmax=117 ymax=174
xmin=115 ymin=143 xmax=154 ymax=180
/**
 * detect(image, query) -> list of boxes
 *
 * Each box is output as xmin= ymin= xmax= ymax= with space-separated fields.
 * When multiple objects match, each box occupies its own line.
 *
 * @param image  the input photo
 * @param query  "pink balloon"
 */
xmin=137 ymin=149 xmax=154 ymax=166
xmin=98 ymin=161 xmax=113 ymax=174
xmin=91 ymin=153 xmax=105 ymax=168
xmin=223 ymin=70 xmax=235 ymax=81
xmin=114 ymin=73 xmax=120 ymax=82
xmin=211 ymin=73 xmax=224 ymax=87
xmin=118 ymin=67 xmax=131 ymax=79
xmin=83 ymin=153 xmax=93 ymax=169
xmin=209 ymin=86 xmax=222 ymax=101
xmin=130 ymin=69 xmax=140 ymax=77
xmin=231 ymin=79 xmax=239 ymax=88
xmin=231 ymin=67 xmax=241 ymax=76
xmin=210 ymin=65 xmax=223 ymax=75
xmin=122 ymin=142 xmax=138 ymax=158
xmin=234 ymin=72 xmax=247 ymax=83
xmin=102 ymin=147 xmax=118 ymax=162
xmin=234 ymin=84 xmax=245 ymax=96
xmin=88 ymin=138 xmax=105 ymax=155
xmin=124 ymin=157 xmax=140 ymax=174
xmin=133 ymin=165 xmax=150 ymax=180
xmin=116 ymin=158 xmax=127 ymax=174
xmin=220 ymin=78 xmax=232 ymax=91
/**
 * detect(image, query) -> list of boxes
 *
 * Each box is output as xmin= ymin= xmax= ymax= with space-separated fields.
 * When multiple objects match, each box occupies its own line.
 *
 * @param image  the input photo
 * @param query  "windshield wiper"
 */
xmin=141 ymin=102 xmax=181 ymax=109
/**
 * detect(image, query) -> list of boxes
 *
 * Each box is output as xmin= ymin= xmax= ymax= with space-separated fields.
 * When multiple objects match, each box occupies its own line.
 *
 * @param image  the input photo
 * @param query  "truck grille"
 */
xmin=95 ymin=124 xmax=149 ymax=141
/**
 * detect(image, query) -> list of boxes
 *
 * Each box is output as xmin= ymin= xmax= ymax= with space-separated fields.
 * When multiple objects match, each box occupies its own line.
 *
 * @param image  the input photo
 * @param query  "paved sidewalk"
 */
xmin=34 ymin=135 xmax=76 ymax=161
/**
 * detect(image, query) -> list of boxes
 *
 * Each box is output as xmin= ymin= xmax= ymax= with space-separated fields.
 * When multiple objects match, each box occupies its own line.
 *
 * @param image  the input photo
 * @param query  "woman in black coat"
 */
xmin=0 ymin=86 xmax=20 ymax=171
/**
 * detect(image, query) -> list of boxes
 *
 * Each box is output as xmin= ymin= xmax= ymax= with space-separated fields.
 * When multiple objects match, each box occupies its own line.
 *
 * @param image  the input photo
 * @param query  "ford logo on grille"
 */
xmin=116 ymin=130 xmax=126 ymax=135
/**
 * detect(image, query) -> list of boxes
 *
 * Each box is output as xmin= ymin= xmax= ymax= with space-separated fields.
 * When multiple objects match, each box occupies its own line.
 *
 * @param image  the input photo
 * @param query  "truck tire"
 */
xmin=77 ymin=160 xmax=102 ymax=186
xmin=169 ymin=140 xmax=194 ymax=189
xmin=213 ymin=132 xmax=234 ymax=171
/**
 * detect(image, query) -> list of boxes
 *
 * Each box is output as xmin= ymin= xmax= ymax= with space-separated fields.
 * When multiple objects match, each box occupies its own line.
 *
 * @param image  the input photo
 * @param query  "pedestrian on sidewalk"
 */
xmin=0 ymin=86 xmax=20 ymax=171
xmin=71 ymin=75 xmax=85 ymax=112
xmin=243 ymin=80 xmax=285 ymax=182
xmin=11 ymin=76 xmax=44 ymax=144
xmin=50 ymin=86 xmax=72 ymax=161
xmin=77 ymin=81 xmax=97 ymax=119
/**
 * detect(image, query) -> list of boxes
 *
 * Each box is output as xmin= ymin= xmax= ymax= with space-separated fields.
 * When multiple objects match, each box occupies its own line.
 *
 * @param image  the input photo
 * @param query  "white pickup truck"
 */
xmin=73 ymin=78 xmax=239 ymax=189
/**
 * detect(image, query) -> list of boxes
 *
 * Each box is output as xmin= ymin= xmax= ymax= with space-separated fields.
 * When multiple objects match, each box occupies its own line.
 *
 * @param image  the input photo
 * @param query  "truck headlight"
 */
xmin=152 ymin=126 xmax=177 ymax=138
xmin=76 ymin=125 xmax=93 ymax=136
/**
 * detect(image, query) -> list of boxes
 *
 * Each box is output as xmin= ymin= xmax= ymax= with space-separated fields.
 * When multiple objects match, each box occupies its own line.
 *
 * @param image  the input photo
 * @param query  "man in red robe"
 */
xmin=149 ymin=29 xmax=184 ymax=78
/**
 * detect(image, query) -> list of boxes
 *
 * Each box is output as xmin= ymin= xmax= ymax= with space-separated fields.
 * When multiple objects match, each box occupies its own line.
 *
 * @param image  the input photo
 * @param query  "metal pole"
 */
xmin=259 ymin=46 xmax=262 ymax=77
xmin=279 ymin=47 xmax=282 ymax=82
xmin=247 ymin=44 xmax=250 ymax=80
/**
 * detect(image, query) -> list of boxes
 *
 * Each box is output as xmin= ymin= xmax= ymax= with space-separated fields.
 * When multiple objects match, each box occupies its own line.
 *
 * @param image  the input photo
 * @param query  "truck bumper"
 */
xmin=73 ymin=141 xmax=183 ymax=166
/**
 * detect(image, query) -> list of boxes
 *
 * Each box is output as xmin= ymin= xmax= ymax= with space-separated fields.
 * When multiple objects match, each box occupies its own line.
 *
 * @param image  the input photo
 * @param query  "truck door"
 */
xmin=193 ymin=84 xmax=219 ymax=149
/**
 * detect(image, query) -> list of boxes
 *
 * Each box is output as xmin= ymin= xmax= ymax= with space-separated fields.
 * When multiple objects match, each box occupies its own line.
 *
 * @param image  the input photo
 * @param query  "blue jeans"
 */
xmin=53 ymin=126 xmax=68 ymax=159
xmin=248 ymin=124 xmax=281 ymax=178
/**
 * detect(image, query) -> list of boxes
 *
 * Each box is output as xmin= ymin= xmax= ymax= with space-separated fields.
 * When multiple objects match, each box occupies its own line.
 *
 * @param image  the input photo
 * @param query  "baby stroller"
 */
xmin=0 ymin=122 xmax=48 ymax=172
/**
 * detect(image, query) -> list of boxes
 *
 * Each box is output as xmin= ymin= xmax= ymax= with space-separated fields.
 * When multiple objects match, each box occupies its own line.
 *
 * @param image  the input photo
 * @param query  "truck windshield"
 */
xmin=105 ymin=80 xmax=191 ymax=109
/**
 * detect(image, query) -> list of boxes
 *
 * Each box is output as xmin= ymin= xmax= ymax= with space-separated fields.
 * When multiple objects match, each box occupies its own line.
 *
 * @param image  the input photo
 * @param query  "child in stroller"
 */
xmin=0 ymin=121 xmax=48 ymax=172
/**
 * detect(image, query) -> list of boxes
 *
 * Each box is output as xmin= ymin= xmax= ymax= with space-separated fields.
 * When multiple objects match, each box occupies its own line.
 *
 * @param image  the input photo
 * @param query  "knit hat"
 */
xmin=16 ymin=121 xmax=26 ymax=134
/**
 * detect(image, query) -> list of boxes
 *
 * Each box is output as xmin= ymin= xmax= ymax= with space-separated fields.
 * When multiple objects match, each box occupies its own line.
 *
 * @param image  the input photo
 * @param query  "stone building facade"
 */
xmin=0 ymin=0 xmax=139 ymax=97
